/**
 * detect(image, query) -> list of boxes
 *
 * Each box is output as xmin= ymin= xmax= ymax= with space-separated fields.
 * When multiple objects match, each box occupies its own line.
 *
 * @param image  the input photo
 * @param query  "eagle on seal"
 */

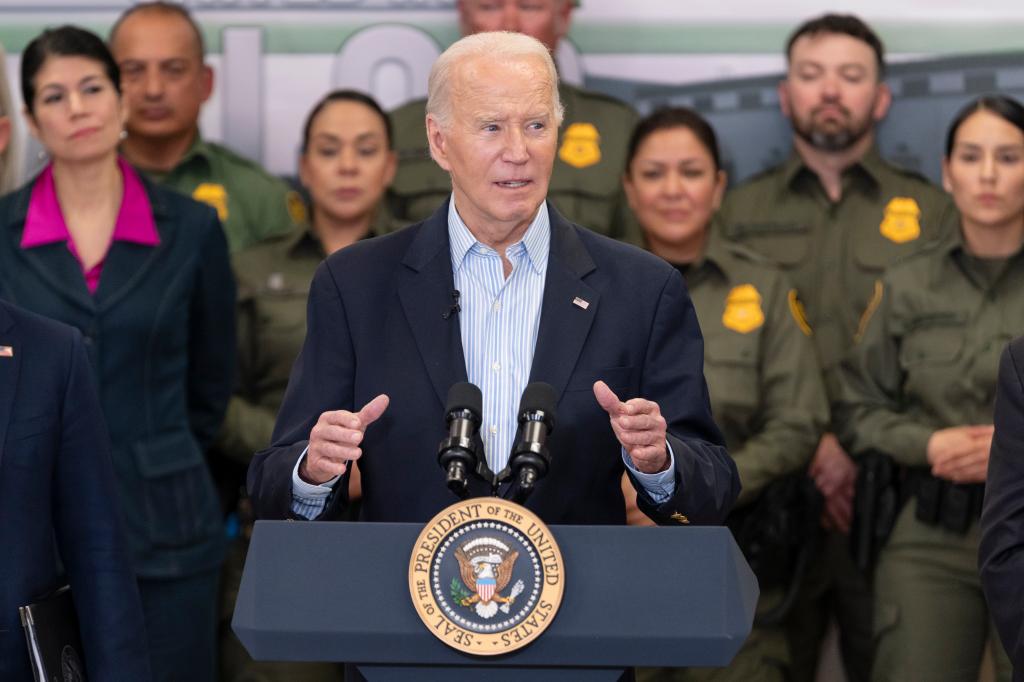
xmin=454 ymin=546 xmax=519 ymax=618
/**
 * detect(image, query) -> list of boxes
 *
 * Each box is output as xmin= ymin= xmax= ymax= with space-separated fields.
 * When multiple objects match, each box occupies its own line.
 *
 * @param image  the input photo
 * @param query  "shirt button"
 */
xmin=493 ymin=301 xmax=501 ymax=312
xmin=490 ymin=425 xmax=498 ymax=435
xmin=492 ymin=361 xmax=501 ymax=372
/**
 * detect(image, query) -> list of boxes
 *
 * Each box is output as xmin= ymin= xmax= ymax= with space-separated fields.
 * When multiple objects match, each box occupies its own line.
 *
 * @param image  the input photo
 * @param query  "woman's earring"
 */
xmin=37 ymin=149 xmax=48 ymax=162
xmin=119 ymin=129 xmax=128 ymax=141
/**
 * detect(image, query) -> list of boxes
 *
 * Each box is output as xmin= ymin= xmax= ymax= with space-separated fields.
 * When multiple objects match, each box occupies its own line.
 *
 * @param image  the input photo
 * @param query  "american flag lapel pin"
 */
xmin=572 ymin=296 xmax=589 ymax=310
xmin=0 ymin=345 xmax=13 ymax=358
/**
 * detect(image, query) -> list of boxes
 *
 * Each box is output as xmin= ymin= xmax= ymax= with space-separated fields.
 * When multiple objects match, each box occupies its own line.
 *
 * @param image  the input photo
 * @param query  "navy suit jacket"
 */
xmin=0 ymin=300 xmax=150 ymax=681
xmin=0 ymin=173 xmax=235 ymax=579
xmin=980 ymin=336 xmax=1024 ymax=672
xmin=249 ymin=201 xmax=738 ymax=526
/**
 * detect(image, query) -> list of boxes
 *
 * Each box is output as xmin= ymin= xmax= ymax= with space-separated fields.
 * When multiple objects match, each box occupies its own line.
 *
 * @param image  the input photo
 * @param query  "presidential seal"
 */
xmin=409 ymin=498 xmax=564 ymax=655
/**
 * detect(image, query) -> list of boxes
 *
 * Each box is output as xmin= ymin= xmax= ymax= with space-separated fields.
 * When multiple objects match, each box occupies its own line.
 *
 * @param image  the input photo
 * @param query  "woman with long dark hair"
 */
xmin=0 ymin=25 xmax=234 ymax=682
xmin=834 ymin=95 xmax=1024 ymax=680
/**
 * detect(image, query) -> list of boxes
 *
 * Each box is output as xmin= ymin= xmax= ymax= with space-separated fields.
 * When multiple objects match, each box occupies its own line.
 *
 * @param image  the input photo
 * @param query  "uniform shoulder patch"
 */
xmin=787 ymin=289 xmax=813 ymax=336
xmin=193 ymin=182 xmax=229 ymax=221
xmin=722 ymin=284 xmax=765 ymax=334
xmin=559 ymin=122 xmax=602 ymax=169
xmin=285 ymin=190 xmax=308 ymax=226
xmin=880 ymin=197 xmax=922 ymax=244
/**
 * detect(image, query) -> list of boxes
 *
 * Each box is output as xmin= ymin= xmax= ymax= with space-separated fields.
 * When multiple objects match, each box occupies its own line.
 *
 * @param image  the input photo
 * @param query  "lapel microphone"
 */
xmin=442 ymin=289 xmax=461 ymax=320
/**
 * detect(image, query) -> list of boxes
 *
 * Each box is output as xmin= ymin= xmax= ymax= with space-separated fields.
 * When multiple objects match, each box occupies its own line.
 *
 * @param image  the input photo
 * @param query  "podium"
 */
xmin=234 ymin=520 xmax=758 ymax=680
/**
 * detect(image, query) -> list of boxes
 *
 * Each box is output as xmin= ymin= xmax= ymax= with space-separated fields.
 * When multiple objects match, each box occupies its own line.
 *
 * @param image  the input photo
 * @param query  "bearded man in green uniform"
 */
xmin=109 ymin=2 xmax=302 ymax=253
xmin=389 ymin=0 xmax=639 ymax=241
xmin=716 ymin=14 xmax=954 ymax=682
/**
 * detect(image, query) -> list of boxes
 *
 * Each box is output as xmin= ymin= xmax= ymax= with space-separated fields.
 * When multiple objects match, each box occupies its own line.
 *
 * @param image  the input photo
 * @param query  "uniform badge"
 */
xmin=285 ymin=190 xmax=308 ymax=226
xmin=879 ymin=197 xmax=921 ymax=244
xmin=787 ymin=289 xmax=813 ymax=336
xmin=722 ymin=284 xmax=764 ymax=334
xmin=192 ymin=183 xmax=229 ymax=222
xmin=558 ymin=122 xmax=602 ymax=169
xmin=409 ymin=498 xmax=564 ymax=655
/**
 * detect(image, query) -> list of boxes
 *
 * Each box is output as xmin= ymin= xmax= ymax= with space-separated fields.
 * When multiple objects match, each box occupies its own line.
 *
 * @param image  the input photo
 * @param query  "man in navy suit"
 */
xmin=980 ymin=337 xmax=1024 ymax=671
xmin=0 ymin=299 xmax=150 ymax=680
xmin=249 ymin=32 xmax=738 ymax=527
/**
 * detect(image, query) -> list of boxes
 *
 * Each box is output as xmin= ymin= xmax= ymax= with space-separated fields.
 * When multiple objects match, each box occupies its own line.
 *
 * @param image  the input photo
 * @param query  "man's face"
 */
xmin=110 ymin=10 xmax=212 ymax=141
xmin=780 ymin=32 xmax=891 ymax=153
xmin=458 ymin=0 xmax=572 ymax=53
xmin=427 ymin=55 xmax=557 ymax=241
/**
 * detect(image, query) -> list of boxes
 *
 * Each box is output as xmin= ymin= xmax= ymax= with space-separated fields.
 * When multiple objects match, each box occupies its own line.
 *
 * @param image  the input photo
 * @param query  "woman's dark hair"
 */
xmin=301 ymin=89 xmax=393 ymax=152
xmin=945 ymin=94 xmax=1024 ymax=156
xmin=626 ymin=106 xmax=721 ymax=173
xmin=21 ymin=25 xmax=121 ymax=114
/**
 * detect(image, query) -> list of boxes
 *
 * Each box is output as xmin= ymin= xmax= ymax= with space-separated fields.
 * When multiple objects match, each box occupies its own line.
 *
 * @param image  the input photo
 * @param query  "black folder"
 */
xmin=19 ymin=585 xmax=89 ymax=682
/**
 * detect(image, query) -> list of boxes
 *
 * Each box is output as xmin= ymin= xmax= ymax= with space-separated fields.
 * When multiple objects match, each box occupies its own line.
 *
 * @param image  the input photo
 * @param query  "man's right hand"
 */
xmin=810 ymin=432 xmax=857 ymax=534
xmin=299 ymin=394 xmax=390 ymax=485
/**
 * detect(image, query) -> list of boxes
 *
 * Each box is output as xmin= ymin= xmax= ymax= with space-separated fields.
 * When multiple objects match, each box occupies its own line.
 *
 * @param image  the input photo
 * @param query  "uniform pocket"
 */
xmin=729 ymin=221 xmax=810 ymax=268
xmin=704 ymin=341 xmax=760 ymax=430
xmin=898 ymin=313 xmax=965 ymax=367
xmin=133 ymin=430 xmax=221 ymax=549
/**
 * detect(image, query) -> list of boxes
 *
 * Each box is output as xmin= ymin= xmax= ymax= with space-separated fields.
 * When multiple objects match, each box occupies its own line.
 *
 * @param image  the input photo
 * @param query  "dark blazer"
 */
xmin=0 ymin=300 xmax=150 ymax=681
xmin=980 ymin=336 xmax=1024 ymax=672
xmin=0 ymin=173 xmax=235 ymax=579
xmin=249 ymin=201 xmax=738 ymax=526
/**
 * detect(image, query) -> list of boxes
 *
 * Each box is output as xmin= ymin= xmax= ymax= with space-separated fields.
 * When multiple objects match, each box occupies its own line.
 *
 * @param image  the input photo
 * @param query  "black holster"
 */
xmin=904 ymin=468 xmax=983 ymax=535
xmin=850 ymin=450 xmax=905 ymax=573
xmin=726 ymin=473 xmax=823 ymax=626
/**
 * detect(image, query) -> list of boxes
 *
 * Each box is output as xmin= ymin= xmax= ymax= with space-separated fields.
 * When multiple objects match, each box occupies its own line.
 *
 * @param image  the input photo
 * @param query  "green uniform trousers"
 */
xmin=871 ymin=503 xmax=1012 ymax=682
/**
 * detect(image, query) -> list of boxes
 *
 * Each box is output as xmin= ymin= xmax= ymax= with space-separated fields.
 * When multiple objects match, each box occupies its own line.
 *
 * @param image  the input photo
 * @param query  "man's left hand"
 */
xmin=594 ymin=380 xmax=668 ymax=474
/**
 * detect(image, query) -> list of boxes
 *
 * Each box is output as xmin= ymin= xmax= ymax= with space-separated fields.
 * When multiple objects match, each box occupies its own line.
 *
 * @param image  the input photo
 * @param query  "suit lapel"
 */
xmin=528 ymin=207 xmax=599 ymax=402
xmin=0 ymin=304 xmax=20 ymax=468
xmin=94 ymin=240 xmax=164 ymax=309
xmin=397 ymin=202 xmax=469 ymax=409
xmin=94 ymin=182 xmax=169 ymax=309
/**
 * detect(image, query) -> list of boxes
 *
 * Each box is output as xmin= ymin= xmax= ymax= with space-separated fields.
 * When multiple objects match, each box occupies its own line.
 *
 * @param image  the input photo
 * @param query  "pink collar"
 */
xmin=21 ymin=157 xmax=160 ymax=249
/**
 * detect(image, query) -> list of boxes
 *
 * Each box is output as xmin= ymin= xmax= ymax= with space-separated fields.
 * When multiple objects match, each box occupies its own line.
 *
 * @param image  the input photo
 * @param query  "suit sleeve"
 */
xmin=187 ymin=210 xmax=237 ymax=451
xmin=53 ymin=330 xmax=152 ymax=680
xmin=979 ymin=340 xmax=1024 ymax=667
xmin=248 ymin=261 xmax=355 ymax=520
xmin=629 ymin=268 xmax=740 ymax=525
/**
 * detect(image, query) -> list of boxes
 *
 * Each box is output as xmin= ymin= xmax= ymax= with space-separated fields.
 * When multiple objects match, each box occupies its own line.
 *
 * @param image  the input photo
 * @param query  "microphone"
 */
xmin=508 ymin=382 xmax=557 ymax=504
xmin=441 ymin=289 xmax=461 ymax=320
xmin=437 ymin=382 xmax=483 ymax=499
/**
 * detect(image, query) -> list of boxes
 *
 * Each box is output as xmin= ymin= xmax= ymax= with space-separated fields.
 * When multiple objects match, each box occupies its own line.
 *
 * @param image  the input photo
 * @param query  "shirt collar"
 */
xmin=21 ymin=157 xmax=161 ymax=249
xmin=779 ymin=144 xmax=884 ymax=194
xmin=447 ymin=196 xmax=550 ymax=275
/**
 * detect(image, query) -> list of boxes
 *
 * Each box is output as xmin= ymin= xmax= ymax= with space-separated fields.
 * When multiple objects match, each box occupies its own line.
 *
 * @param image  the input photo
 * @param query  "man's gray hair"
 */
xmin=426 ymin=31 xmax=564 ymax=131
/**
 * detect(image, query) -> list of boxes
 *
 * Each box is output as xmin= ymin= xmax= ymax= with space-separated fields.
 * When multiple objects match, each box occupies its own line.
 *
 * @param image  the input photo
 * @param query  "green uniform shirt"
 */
xmin=388 ymin=82 xmax=639 ymax=241
xmin=144 ymin=136 xmax=304 ymax=253
xmin=833 ymin=220 xmax=1024 ymax=467
xmin=217 ymin=209 xmax=400 ymax=463
xmin=717 ymin=147 xmax=955 ymax=377
xmin=686 ymin=227 xmax=828 ymax=506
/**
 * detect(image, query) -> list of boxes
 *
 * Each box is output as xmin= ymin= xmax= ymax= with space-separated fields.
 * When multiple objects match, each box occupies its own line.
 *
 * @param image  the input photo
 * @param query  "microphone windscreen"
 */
xmin=518 ymin=382 xmax=557 ymax=421
xmin=446 ymin=382 xmax=483 ymax=421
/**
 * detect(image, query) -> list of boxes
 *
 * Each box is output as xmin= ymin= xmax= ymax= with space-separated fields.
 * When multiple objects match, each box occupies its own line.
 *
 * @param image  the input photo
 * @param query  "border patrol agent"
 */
xmin=620 ymin=108 xmax=827 ymax=681
xmin=832 ymin=94 xmax=1024 ymax=682
xmin=832 ymin=219 xmax=1016 ymax=682
xmin=716 ymin=15 xmax=954 ymax=681
xmin=388 ymin=0 xmax=640 ymax=242
xmin=111 ymin=2 xmax=301 ymax=253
